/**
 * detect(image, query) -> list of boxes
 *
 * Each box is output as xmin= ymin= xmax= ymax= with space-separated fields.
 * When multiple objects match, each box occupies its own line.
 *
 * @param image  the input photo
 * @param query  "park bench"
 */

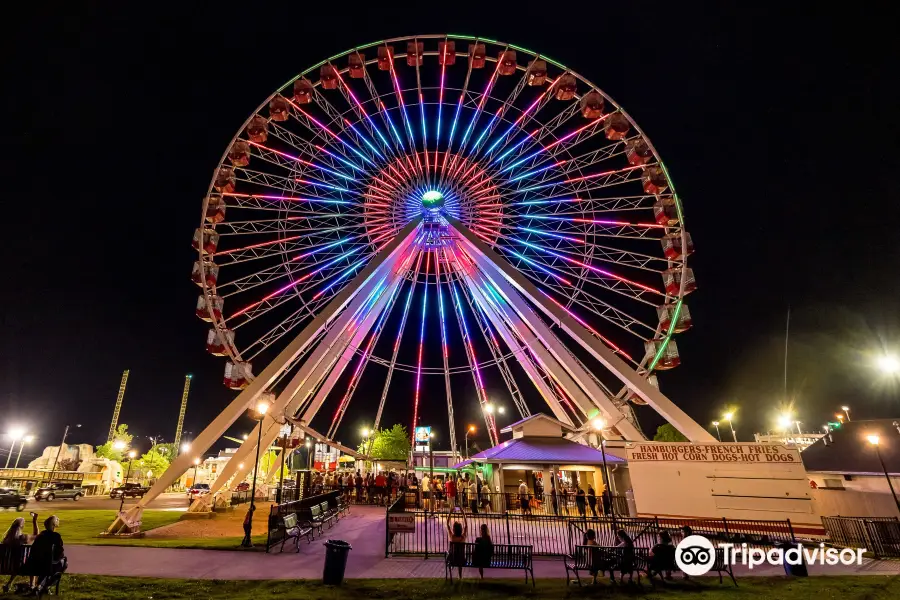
xmin=0 ymin=544 xmax=65 ymax=598
xmin=309 ymin=504 xmax=327 ymax=535
xmin=445 ymin=542 xmax=534 ymax=585
xmin=565 ymin=545 xmax=649 ymax=585
xmin=266 ymin=513 xmax=313 ymax=553
xmin=337 ymin=495 xmax=351 ymax=517
xmin=319 ymin=501 xmax=338 ymax=527
xmin=644 ymin=546 xmax=736 ymax=587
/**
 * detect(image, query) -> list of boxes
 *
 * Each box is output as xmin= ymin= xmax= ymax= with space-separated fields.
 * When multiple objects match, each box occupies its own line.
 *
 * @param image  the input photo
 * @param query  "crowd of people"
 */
xmin=309 ymin=468 xmax=616 ymax=518
xmin=1 ymin=512 xmax=66 ymax=595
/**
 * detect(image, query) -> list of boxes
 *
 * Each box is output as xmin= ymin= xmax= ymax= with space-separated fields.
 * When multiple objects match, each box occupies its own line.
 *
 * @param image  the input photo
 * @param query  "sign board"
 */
xmin=388 ymin=513 xmax=415 ymax=533
xmin=626 ymin=443 xmax=799 ymax=464
xmin=414 ymin=426 xmax=432 ymax=452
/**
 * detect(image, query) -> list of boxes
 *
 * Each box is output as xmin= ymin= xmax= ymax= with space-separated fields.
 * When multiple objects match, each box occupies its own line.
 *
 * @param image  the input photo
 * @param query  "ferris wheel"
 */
xmin=174 ymin=34 xmax=715 ymax=507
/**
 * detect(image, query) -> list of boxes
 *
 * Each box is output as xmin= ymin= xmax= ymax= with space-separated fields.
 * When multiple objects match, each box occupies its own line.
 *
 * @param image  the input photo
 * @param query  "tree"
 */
xmin=95 ymin=424 xmax=135 ymax=462
xmin=653 ymin=423 xmax=688 ymax=442
xmin=357 ymin=424 xmax=411 ymax=460
xmin=138 ymin=448 xmax=170 ymax=479
xmin=152 ymin=443 xmax=179 ymax=462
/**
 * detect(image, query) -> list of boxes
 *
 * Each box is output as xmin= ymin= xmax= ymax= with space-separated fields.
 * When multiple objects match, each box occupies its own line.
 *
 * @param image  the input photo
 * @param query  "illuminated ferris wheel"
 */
xmin=178 ymin=34 xmax=713 ymax=504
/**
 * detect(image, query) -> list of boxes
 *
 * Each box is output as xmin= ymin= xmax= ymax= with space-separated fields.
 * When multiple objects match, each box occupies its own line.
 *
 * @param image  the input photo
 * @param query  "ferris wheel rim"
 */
xmin=195 ymin=33 xmax=692 ymax=388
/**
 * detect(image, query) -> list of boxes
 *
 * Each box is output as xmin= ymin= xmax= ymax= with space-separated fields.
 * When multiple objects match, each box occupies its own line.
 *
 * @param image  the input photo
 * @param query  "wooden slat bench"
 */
xmin=445 ymin=542 xmax=534 ymax=585
xmin=0 ymin=544 xmax=65 ymax=598
xmin=266 ymin=513 xmax=313 ymax=553
xmin=565 ymin=545 xmax=648 ymax=585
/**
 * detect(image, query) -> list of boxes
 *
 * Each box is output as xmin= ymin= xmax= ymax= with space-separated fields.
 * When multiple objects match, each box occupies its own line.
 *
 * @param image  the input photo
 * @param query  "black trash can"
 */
xmin=777 ymin=541 xmax=808 ymax=577
xmin=323 ymin=540 xmax=352 ymax=585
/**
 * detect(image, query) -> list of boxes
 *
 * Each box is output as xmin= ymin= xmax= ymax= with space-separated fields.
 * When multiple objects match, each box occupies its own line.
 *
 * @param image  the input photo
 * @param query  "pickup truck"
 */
xmin=33 ymin=483 xmax=85 ymax=501
xmin=110 ymin=482 xmax=149 ymax=499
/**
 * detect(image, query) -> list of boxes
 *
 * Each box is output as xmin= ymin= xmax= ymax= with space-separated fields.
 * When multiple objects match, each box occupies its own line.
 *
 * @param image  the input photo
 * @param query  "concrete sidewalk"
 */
xmin=66 ymin=506 xmax=900 ymax=580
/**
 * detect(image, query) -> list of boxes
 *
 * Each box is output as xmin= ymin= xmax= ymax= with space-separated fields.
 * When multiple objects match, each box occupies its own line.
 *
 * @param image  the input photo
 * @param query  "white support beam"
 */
xmin=200 ymin=231 xmax=417 ymax=500
xmin=448 ymin=218 xmax=715 ymax=443
xmin=456 ymin=266 xmax=573 ymax=425
xmin=109 ymin=221 xmax=421 ymax=531
xmin=462 ymin=248 xmax=643 ymax=439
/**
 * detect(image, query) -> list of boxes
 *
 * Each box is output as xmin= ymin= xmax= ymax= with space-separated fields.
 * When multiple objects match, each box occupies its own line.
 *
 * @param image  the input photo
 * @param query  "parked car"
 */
xmin=34 ymin=483 xmax=85 ymax=501
xmin=0 ymin=487 xmax=28 ymax=511
xmin=187 ymin=483 xmax=210 ymax=500
xmin=233 ymin=482 xmax=250 ymax=492
xmin=110 ymin=482 xmax=149 ymax=499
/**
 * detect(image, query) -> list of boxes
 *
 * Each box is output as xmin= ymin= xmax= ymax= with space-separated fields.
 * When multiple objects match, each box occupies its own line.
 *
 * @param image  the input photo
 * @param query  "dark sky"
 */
xmin=4 ymin=3 xmax=899 ymax=461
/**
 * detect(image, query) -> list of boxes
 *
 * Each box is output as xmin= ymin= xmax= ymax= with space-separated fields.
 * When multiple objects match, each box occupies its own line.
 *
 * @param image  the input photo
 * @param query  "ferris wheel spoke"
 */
xmin=480 ymin=75 xmax=558 ymax=163
xmin=282 ymin=97 xmax=380 ymax=169
xmin=492 ymin=102 xmax=581 ymax=170
xmin=266 ymin=120 xmax=369 ymax=176
xmin=384 ymin=46 xmax=425 ymax=182
xmin=235 ymin=167 xmax=356 ymax=201
xmin=359 ymin=57 xmax=409 ymax=158
xmin=327 ymin=247 xmax=417 ymax=440
xmin=501 ymin=138 xmax=628 ymax=190
xmin=247 ymin=141 xmax=359 ymax=185
xmin=512 ymin=226 xmax=671 ymax=272
xmin=510 ymin=163 xmax=647 ymax=201
xmin=306 ymin=85 xmax=388 ymax=164
xmin=328 ymin=62 xmax=397 ymax=159
xmin=467 ymin=62 xmax=532 ymax=164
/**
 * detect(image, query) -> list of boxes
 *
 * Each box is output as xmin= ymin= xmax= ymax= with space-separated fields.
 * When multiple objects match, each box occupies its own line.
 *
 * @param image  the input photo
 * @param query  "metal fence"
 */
xmin=230 ymin=490 xmax=252 ymax=505
xmin=406 ymin=491 xmax=630 ymax=518
xmin=822 ymin=516 xmax=900 ymax=558
xmin=569 ymin=516 xmax=795 ymax=550
xmin=385 ymin=506 xmax=797 ymax=558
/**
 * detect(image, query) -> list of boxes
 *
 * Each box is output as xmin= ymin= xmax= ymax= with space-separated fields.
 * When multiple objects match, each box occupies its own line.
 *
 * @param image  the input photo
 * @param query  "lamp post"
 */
xmin=191 ymin=457 xmax=200 ymax=491
xmin=242 ymin=397 xmax=271 ymax=548
xmin=14 ymin=435 xmax=34 ymax=469
xmin=723 ymin=412 xmax=737 ymax=442
xmin=277 ymin=423 xmax=293 ymax=504
xmin=465 ymin=425 xmax=475 ymax=459
xmin=180 ymin=442 xmax=191 ymax=455
xmin=841 ymin=406 xmax=851 ymax=422
xmin=305 ymin=440 xmax=312 ymax=470
xmin=46 ymin=424 xmax=80 ymax=486
xmin=591 ymin=418 xmax=615 ymax=523
xmin=119 ymin=450 xmax=137 ymax=512
xmin=428 ymin=432 xmax=435 ymax=483
xmin=866 ymin=435 xmax=900 ymax=515
xmin=711 ymin=421 xmax=722 ymax=442
xmin=5 ymin=429 xmax=25 ymax=469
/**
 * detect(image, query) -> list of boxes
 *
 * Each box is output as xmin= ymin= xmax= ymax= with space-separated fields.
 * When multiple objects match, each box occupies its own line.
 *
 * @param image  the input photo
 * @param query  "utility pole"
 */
xmin=174 ymin=374 xmax=192 ymax=452
xmin=107 ymin=370 xmax=130 ymax=443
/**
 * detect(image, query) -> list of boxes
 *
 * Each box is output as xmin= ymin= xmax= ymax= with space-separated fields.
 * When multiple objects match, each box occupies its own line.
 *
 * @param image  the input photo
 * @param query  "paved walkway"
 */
xmin=67 ymin=506 xmax=900 ymax=580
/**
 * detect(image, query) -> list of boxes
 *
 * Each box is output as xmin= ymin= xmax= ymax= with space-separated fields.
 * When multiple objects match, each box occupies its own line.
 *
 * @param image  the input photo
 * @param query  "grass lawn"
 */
xmin=53 ymin=510 xmax=267 ymax=549
xmin=58 ymin=575 xmax=900 ymax=600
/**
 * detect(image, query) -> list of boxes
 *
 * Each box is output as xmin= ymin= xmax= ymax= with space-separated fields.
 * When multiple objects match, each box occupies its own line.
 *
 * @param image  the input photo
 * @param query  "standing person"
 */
xmin=445 ymin=475 xmax=457 ymax=509
xmin=473 ymin=523 xmax=494 ymax=578
xmin=460 ymin=474 xmax=469 ymax=508
xmin=517 ymin=479 xmax=531 ymax=515
xmin=2 ymin=513 xmax=38 ymax=592
xmin=354 ymin=471 xmax=363 ymax=504
xmin=601 ymin=487 xmax=612 ymax=516
xmin=550 ymin=478 xmax=559 ymax=516
xmin=241 ymin=505 xmax=255 ymax=547
xmin=481 ymin=480 xmax=493 ymax=512
xmin=421 ymin=473 xmax=431 ymax=512
xmin=375 ymin=471 xmax=387 ymax=505
xmin=25 ymin=515 xmax=66 ymax=593
xmin=446 ymin=512 xmax=468 ymax=580
xmin=575 ymin=487 xmax=587 ymax=517
xmin=587 ymin=486 xmax=598 ymax=517
xmin=468 ymin=477 xmax=479 ymax=514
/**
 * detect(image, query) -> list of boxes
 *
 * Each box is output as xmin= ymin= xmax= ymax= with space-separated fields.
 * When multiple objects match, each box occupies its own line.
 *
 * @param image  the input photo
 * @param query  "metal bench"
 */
xmin=645 ymin=546 xmax=736 ymax=587
xmin=445 ymin=542 xmax=534 ymax=585
xmin=0 ymin=544 xmax=64 ymax=598
xmin=266 ymin=513 xmax=313 ymax=553
xmin=319 ymin=501 xmax=338 ymax=528
xmin=309 ymin=504 xmax=326 ymax=535
xmin=565 ymin=545 xmax=649 ymax=585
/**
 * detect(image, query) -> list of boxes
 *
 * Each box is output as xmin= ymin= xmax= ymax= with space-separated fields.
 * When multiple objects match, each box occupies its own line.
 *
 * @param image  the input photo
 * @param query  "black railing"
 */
xmin=822 ymin=516 xmax=900 ymax=558
xmin=569 ymin=516 xmax=795 ymax=550
xmin=230 ymin=490 xmax=252 ymax=505
xmin=404 ymin=490 xmax=630 ymax=517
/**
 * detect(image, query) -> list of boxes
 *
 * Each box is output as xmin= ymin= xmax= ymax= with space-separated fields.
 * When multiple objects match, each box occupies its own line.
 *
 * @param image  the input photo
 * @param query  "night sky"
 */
xmin=5 ymin=4 xmax=899 ymax=462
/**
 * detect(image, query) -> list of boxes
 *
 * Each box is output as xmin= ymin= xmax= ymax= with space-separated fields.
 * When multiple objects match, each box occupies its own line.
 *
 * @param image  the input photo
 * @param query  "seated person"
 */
xmin=473 ymin=524 xmax=494 ymax=578
xmin=2 ymin=513 xmax=38 ymax=592
xmin=649 ymin=530 xmax=676 ymax=580
xmin=24 ymin=515 xmax=66 ymax=593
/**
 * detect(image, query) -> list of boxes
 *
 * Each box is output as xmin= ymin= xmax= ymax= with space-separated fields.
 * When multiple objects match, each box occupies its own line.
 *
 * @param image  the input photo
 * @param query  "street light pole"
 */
xmin=867 ymin=435 xmax=900 ymax=515
xmin=242 ymin=398 xmax=270 ymax=548
xmin=841 ymin=406 xmax=851 ymax=422
xmin=14 ymin=436 xmax=33 ymax=469
xmin=4 ymin=430 xmax=23 ymax=469
xmin=119 ymin=450 xmax=136 ymax=513
xmin=465 ymin=426 xmax=475 ymax=459
xmin=723 ymin=413 xmax=737 ymax=442
xmin=712 ymin=422 xmax=722 ymax=442
xmin=47 ymin=424 xmax=80 ymax=486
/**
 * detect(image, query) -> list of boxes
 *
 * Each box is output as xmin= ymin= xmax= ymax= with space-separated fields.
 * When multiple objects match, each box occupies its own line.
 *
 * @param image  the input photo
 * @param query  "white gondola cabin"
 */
xmin=206 ymin=328 xmax=234 ymax=356
xmin=196 ymin=295 xmax=224 ymax=322
xmin=192 ymin=228 xmax=219 ymax=255
xmin=191 ymin=260 xmax=219 ymax=288
xmin=662 ymin=267 xmax=696 ymax=296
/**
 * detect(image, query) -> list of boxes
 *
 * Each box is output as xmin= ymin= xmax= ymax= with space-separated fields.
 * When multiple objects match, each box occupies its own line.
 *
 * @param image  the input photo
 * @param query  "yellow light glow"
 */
xmin=128 ymin=450 xmax=136 ymax=459
xmin=867 ymin=434 xmax=880 ymax=446
xmin=592 ymin=418 xmax=606 ymax=431
xmin=723 ymin=412 xmax=734 ymax=421
xmin=877 ymin=355 xmax=900 ymax=374
xmin=777 ymin=414 xmax=793 ymax=431
xmin=193 ymin=457 xmax=201 ymax=465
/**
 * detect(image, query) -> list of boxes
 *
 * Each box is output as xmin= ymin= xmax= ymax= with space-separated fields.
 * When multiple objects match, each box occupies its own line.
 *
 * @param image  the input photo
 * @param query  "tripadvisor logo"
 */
xmin=675 ymin=535 xmax=865 ymax=574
